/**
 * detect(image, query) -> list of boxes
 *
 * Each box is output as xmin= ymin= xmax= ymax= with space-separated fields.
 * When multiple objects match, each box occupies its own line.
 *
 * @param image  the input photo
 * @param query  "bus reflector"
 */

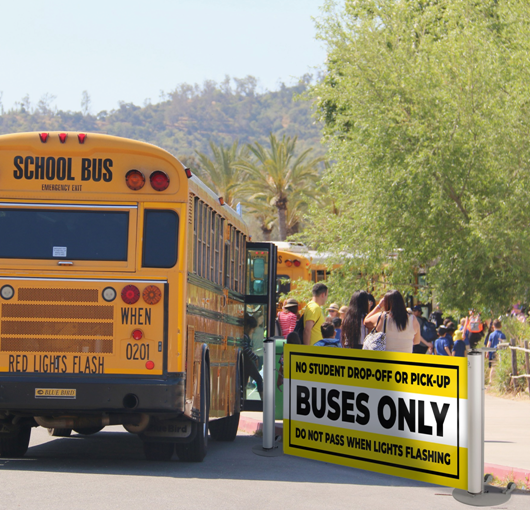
xmin=184 ymin=167 xmax=192 ymax=178
xmin=78 ymin=133 xmax=87 ymax=144
xmin=0 ymin=285 xmax=14 ymax=300
xmin=122 ymin=285 xmax=140 ymax=304
xmin=126 ymin=170 xmax=145 ymax=190
xmin=143 ymin=285 xmax=161 ymax=305
xmin=293 ymin=259 xmax=301 ymax=267
xmin=146 ymin=361 xmax=155 ymax=370
xmin=132 ymin=329 xmax=143 ymax=341
xmin=102 ymin=287 xmax=116 ymax=302
xmin=59 ymin=133 xmax=68 ymax=143
xmin=39 ymin=133 xmax=49 ymax=143
xmin=150 ymin=171 xmax=169 ymax=191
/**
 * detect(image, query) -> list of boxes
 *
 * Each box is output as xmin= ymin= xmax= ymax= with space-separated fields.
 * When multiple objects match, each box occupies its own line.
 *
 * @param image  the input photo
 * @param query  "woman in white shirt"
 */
xmin=364 ymin=290 xmax=421 ymax=353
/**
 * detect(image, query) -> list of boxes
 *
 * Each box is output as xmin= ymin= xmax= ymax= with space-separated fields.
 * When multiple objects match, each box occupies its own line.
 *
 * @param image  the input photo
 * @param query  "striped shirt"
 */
xmin=278 ymin=311 xmax=297 ymax=337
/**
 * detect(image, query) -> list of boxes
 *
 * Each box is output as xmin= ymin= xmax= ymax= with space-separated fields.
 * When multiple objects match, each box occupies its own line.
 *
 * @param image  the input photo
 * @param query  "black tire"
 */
xmin=47 ymin=428 xmax=72 ymax=437
xmin=74 ymin=426 xmax=104 ymax=435
xmin=143 ymin=441 xmax=175 ymax=461
xmin=0 ymin=427 xmax=31 ymax=458
xmin=175 ymin=420 xmax=208 ymax=462
xmin=176 ymin=351 xmax=210 ymax=462
xmin=209 ymin=412 xmax=240 ymax=442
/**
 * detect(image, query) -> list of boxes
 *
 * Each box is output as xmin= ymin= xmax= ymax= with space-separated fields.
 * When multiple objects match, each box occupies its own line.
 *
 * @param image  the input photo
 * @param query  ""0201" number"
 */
xmin=126 ymin=343 xmax=150 ymax=360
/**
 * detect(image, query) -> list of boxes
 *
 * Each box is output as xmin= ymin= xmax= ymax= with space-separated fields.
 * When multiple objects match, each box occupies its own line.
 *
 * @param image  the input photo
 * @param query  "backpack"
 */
xmin=469 ymin=315 xmax=483 ymax=334
xmin=421 ymin=321 xmax=437 ymax=342
xmin=293 ymin=315 xmax=305 ymax=341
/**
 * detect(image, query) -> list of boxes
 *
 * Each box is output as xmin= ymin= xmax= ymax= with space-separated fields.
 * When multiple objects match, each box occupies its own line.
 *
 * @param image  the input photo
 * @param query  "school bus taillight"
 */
xmin=150 ymin=171 xmax=169 ymax=191
xmin=132 ymin=329 xmax=143 ymax=341
xmin=122 ymin=285 xmax=140 ymax=304
xmin=125 ymin=170 xmax=145 ymax=190
xmin=143 ymin=285 xmax=161 ymax=305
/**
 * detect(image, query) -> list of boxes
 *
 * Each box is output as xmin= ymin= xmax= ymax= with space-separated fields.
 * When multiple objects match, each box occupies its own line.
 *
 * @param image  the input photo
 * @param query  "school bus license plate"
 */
xmin=35 ymin=388 xmax=76 ymax=399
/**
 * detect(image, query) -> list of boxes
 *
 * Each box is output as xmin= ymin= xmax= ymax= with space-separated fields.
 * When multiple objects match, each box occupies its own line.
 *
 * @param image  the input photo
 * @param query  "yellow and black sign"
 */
xmin=35 ymin=388 xmax=76 ymax=399
xmin=283 ymin=346 xmax=468 ymax=490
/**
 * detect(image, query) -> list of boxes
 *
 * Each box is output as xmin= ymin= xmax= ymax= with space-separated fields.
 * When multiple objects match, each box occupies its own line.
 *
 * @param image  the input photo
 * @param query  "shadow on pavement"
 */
xmin=0 ymin=430 xmax=440 ymax=489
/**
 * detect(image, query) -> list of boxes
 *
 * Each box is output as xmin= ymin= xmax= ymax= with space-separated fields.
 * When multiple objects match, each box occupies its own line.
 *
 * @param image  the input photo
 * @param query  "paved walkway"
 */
xmin=240 ymin=392 xmax=530 ymax=486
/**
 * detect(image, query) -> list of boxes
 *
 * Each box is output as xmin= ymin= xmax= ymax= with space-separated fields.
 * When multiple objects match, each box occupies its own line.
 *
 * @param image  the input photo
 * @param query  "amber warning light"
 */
xmin=126 ymin=170 xmax=145 ymax=190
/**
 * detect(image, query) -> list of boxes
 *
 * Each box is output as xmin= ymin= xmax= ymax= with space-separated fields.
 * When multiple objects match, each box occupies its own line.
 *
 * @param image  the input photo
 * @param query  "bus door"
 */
xmin=243 ymin=242 xmax=277 ymax=411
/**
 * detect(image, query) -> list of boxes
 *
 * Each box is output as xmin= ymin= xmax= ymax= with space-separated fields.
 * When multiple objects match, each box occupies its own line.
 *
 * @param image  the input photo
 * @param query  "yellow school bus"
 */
xmin=0 ymin=132 xmax=276 ymax=461
xmin=275 ymin=242 xmax=334 ymax=298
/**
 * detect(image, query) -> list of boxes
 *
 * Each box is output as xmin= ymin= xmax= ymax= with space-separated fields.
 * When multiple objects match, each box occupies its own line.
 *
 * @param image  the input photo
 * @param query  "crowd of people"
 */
xmin=276 ymin=283 xmax=505 ymax=359
xmin=266 ymin=283 xmax=508 ymax=393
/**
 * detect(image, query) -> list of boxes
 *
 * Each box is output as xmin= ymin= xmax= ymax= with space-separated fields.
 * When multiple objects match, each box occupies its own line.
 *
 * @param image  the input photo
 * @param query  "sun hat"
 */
xmin=327 ymin=303 xmax=340 ymax=312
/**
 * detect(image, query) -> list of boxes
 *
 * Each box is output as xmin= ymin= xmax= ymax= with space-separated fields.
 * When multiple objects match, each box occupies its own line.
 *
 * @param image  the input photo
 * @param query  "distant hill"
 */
xmin=0 ymin=76 xmax=323 ymax=163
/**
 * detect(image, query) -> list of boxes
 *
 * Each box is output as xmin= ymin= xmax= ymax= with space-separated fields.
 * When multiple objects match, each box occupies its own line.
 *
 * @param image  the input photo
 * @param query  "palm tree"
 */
xmin=245 ymin=195 xmax=277 ymax=241
xmin=195 ymin=140 xmax=249 ymax=208
xmin=236 ymin=134 xmax=323 ymax=240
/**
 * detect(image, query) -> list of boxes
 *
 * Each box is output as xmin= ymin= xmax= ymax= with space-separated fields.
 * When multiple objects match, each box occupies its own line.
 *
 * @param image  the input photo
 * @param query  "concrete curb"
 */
xmin=238 ymin=415 xmax=283 ymax=437
xmin=484 ymin=463 xmax=530 ymax=487
xmin=239 ymin=416 xmax=529 ymax=488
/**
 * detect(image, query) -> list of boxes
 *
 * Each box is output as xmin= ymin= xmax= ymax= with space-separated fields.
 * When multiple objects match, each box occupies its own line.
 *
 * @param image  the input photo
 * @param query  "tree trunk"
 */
xmin=260 ymin=225 xmax=272 ymax=242
xmin=277 ymin=204 xmax=288 ymax=241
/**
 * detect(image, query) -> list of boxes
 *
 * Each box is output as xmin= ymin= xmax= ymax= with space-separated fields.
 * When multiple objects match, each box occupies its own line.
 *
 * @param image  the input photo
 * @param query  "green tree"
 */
xmin=307 ymin=0 xmax=530 ymax=314
xmin=237 ymin=133 xmax=323 ymax=241
xmin=195 ymin=140 xmax=249 ymax=208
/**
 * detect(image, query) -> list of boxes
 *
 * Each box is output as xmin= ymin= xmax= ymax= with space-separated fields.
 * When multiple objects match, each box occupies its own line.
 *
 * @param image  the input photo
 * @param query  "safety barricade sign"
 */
xmin=283 ymin=346 xmax=468 ymax=490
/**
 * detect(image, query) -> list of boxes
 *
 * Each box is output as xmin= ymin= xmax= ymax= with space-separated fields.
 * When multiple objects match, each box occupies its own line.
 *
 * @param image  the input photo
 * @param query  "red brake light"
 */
xmin=146 ymin=361 xmax=155 ymax=370
xmin=150 ymin=171 xmax=169 ymax=191
xmin=122 ymin=285 xmax=140 ymax=304
xmin=132 ymin=329 xmax=143 ymax=341
xmin=293 ymin=259 xmax=301 ymax=267
xmin=184 ymin=167 xmax=192 ymax=178
xmin=39 ymin=133 xmax=49 ymax=143
xmin=78 ymin=133 xmax=86 ymax=144
xmin=126 ymin=170 xmax=145 ymax=190
xmin=285 ymin=259 xmax=293 ymax=267
xmin=59 ymin=133 xmax=68 ymax=143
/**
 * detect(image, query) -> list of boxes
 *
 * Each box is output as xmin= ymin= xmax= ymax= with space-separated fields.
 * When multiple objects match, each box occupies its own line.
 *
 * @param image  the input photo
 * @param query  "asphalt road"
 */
xmin=0 ymin=426 xmax=528 ymax=510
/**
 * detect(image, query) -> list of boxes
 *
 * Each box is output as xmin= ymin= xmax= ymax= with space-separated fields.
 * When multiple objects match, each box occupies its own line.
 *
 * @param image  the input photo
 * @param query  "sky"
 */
xmin=0 ymin=0 xmax=327 ymax=114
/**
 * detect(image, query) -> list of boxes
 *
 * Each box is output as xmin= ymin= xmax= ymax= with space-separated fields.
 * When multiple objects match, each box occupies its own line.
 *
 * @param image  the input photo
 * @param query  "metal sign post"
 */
xmin=253 ymin=338 xmax=282 ymax=457
xmin=452 ymin=350 xmax=515 ymax=506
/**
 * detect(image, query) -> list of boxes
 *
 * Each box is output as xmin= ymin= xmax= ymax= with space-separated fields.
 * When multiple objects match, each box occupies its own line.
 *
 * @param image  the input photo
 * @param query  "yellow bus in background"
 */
xmin=0 ymin=132 xmax=276 ymax=461
xmin=275 ymin=241 xmax=333 ymax=298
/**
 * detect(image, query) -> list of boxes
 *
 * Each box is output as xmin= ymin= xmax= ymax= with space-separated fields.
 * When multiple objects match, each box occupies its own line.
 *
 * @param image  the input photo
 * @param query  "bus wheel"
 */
xmin=47 ymin=428 xmax=72 ymax=437
xmin=74 ymin=427 xmax=104 ymax=435
xmin=176 ymin=353 xmax=210 ymax=462
xmin=209 ymin=413 xmax=240 ymax=442
xmin=143 ymin=441 xmax=175 ymax=461
xmin=0 ymin=427 xmax=31 ymax=458
xmin=175 ymin=420 xmax=208 ymax=462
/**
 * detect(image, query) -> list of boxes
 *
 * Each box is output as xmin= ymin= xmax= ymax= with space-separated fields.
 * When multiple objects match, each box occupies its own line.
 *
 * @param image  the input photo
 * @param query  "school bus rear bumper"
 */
xmin=0 ymin=373 xmax=186 ymax=414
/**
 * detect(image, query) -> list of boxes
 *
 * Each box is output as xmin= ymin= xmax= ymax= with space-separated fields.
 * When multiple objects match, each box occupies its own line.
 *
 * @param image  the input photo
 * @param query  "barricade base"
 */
xmin=452 ymin=484 xmax=513 ymax=507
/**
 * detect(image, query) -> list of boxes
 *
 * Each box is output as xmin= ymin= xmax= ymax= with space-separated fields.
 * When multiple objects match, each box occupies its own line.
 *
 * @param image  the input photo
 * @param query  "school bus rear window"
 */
xmin=142 ymin=209 xmax=178 ymax=268
xmin=0 ymin=208 xmax=129 ymax=261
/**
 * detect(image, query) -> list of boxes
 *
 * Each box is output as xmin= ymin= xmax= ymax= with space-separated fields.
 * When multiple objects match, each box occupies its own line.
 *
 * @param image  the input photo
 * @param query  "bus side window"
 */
xmin=224 ymin=241 xmax=230 ymax=288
